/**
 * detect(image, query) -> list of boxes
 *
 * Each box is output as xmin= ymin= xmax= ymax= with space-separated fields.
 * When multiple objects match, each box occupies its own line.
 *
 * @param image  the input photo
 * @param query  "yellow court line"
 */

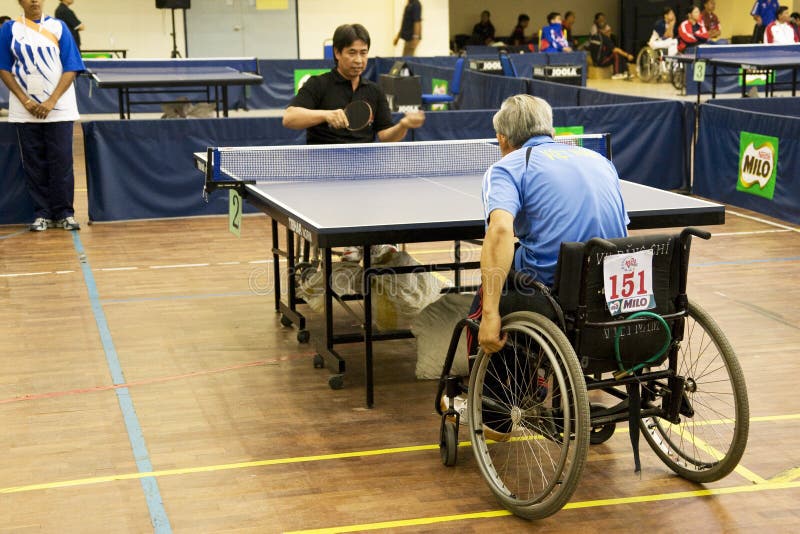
xmin=768 ymin=466 xmax=800 ymax=484
xmin=285 ymin=481 xmax=800 ymax=534
xmin=1 ymin=413 xmax=798 ymax=495
xmin=670 ymin=424 xmax=766 ymax=484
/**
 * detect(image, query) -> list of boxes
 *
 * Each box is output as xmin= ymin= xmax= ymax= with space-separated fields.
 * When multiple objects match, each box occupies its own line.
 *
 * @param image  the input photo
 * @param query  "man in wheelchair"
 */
xmin=475 ymin=94 xmax=629 ymax=356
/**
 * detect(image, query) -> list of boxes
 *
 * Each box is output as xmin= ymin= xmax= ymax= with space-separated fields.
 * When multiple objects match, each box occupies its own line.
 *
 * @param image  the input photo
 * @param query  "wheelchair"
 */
xmin=636 ymin=45 xmax=685 ymax=90
xmin=435 ymin=228 xmax=749 ymax=519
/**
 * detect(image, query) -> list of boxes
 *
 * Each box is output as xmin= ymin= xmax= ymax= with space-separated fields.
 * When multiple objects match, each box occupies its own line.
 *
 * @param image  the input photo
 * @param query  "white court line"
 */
xmin=712 ymin=229 xmax=791 ymax=237
xmin=98 ymin=266 xmax=139 ymax=272
xmin=727 ymin=210 xmax=800 ymax=233
xmin=149 ymin=263 xmax=211 ymax=269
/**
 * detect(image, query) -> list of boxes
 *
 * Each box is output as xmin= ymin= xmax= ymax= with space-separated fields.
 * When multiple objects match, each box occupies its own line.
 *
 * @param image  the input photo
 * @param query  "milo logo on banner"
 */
xmin=293 ymin=69 xmax=329 ymax=94
xmin=737 ymin=132 xmax=778 ymax=200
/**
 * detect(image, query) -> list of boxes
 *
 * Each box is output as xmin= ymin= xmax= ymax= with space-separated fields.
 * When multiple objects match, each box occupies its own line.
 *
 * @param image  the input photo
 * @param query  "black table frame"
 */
xmin=91 ymin=71 xmax=263 ymax=119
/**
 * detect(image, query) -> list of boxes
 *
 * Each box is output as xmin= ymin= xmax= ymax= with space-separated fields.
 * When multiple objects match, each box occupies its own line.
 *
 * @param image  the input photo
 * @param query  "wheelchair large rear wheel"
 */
xmin=670 ymin=61 xmax=686 ymax=91
xmin=636 ymin=47 xmax=659 ymax=83
xmin=641 ymin=300 xmax=749 ymax=483
xmin=468 ymin=311 xmax=590 ymax=520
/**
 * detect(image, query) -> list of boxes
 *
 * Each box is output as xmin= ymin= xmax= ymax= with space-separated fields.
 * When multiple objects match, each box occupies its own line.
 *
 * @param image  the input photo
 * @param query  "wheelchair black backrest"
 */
xmin=552 ymin=232 xmax=691 ymax=374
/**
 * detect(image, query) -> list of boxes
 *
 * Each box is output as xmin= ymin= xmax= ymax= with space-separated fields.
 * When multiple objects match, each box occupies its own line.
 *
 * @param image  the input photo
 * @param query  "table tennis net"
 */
xmin=209 ymin=134 xmax=609 ymax=183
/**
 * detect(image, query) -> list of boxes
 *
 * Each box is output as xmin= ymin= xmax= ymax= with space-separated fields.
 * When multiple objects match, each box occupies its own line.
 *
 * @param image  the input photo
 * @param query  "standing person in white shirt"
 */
xmin=764 ymin=5 xmax=800 ymax=43
xmin=0 ymin=0 xmax=85 ymax=231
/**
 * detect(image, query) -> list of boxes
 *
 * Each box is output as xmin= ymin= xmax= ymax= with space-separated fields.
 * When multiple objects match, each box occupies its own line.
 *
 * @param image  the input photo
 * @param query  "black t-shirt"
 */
xmin=55 ymin=3 xmax=81 ymax=48
xmin=288 ymin=68 xmax=394 ymax=145
xmin=472 ymin=22 xmax=495 ymax=44
xmin=400 ymin=1 xmax=422 ymax=40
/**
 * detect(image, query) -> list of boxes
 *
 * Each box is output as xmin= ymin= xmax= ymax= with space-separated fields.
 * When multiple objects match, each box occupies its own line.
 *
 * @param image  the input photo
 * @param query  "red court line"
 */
xmin=0 ymin=352 xmax=315 ymax=405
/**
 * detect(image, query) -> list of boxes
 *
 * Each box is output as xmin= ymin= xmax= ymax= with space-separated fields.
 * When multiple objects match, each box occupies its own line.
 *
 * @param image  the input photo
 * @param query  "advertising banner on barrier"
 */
xmin=737 ymin=132 xmax=779 ymax=200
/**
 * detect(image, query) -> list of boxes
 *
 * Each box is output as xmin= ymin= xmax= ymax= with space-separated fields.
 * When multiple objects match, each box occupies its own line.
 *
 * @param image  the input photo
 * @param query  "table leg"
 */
xmin=117 ymin=89 xmax=125 ymax=120
xmin=271 ymin=219 xmax=281 ymax=312
xmin=362 ymin=251 xmax=374 ymax=409
xmin=222 ymin=86 xmax=229 ymax=117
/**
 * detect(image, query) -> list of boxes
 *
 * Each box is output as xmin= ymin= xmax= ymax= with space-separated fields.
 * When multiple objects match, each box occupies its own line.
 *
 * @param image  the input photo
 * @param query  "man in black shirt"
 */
xmin=283 ymin=24 xmax=424 ymax=145
xmin=55 ymin=0 xmax=84 ymax=50
xmin=394 ymin=0 xmax=422 ymax=56
xmin=471 ymin=10 xmax=496 ymax=45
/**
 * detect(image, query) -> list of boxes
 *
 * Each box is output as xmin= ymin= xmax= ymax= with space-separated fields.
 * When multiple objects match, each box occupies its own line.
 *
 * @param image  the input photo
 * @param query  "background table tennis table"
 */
xmin=86 ymin=58 xmax=263 ymax=119
xmin=194 ymin=139 xmax=725 ymax=407
xmin=671 ymin=44 xmax=800 ymax=102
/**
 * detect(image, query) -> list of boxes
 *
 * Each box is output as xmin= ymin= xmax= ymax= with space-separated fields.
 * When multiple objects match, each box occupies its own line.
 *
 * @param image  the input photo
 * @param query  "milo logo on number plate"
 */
xmin=737 ymin=132 xmax=778 ymax=200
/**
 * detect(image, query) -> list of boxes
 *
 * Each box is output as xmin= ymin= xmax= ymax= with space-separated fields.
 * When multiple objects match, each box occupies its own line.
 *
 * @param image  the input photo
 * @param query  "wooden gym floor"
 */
xmin=1 ymin=125 xmax=799 ymax=533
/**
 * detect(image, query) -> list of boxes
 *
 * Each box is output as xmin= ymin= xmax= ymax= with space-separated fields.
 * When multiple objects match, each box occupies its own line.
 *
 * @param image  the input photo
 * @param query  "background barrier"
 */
xmin=694 ymin=102 xmax=799 ymax=224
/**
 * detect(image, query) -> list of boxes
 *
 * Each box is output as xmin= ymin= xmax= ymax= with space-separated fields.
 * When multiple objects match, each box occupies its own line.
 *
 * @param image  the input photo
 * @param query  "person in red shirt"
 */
xmin=764 ymin=6 xmax=799 ymax=43
xmin=678 ymin=5 xmax=709 ymax=52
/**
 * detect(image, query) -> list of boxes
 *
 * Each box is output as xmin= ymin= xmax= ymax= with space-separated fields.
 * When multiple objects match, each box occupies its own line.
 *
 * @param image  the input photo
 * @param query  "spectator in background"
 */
xmin=649 ymin=7 xmax=679 ymax=56
xmin=562 ymin=10 xmax=578 ymax=48
xmin=678 ymin=5 xmax=709 ymax=52
xmin=764 ymin=6 xmax=799 ymax=43
xmin=701 ymin=0 xmax=722 ymax=40
xmin=791 ymin=12 xmax=800 ymax=41
xmin=751 ymin=0 xmax=779 ymax=43
xmin=590 ymin=23 xmax=634 ymax=79
xmin=0 ymin=0 xmax=86 ymax=231
xmin=540 ymin=12 xmax=572 ymax=52
xmin=0 ymin=16 xmax=8 ymax=117
xmin=471 ymin=10 xmax=496 ymax=45
xmin=510 ymin=13 xmax=529 ymax=46
xmin=393 ymin=0 xmax=422 ymax=57
xmin=55 ymin=0 xmax=83 ymax=51
xmin=591 ymin=12 xmax=606 ymax=36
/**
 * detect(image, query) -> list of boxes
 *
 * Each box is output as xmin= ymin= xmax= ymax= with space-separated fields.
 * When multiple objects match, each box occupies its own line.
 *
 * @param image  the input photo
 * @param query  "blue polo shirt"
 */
xmin=482 ymin=136 xmax=629 ymax=286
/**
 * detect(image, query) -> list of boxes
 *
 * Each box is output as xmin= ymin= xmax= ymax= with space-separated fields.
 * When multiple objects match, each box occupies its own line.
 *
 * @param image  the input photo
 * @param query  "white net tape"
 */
xmin=211 ymin=135 xmax=608 ymax=183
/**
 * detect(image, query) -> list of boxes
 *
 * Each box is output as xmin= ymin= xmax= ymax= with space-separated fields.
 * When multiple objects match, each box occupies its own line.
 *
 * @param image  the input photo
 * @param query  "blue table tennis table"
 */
xmin=671 ymin=44 xmax=800 ymax=103
xmin=194 ymin=137 xmax=725 ymax=407
xmin=86 ymin=58 xmax=263 ymax=119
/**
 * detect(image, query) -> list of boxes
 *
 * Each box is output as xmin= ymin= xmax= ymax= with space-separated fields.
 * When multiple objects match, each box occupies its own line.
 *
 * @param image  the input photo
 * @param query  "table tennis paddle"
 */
xmin=344 ymin=100 xmax=373 ymax=131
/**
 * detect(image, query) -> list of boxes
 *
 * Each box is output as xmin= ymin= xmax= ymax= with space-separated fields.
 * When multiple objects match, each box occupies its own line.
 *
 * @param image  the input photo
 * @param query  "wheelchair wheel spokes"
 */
xmin=636 ymin=47 xmax=657 ymax=83
xmin=469 ymin=311 xmax=589 ymax=519
xmin=641 ymin=301 xmax=749 ymax=483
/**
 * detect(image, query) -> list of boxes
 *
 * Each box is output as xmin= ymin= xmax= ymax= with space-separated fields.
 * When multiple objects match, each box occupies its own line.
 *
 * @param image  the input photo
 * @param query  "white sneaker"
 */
xmin=611 ymin=73 xmax=627 ymax=80
xmin=341 ymin=246 xmax=362 ymax=262
xmin=29 ymin=217 xmax=48 ymax=231
xmin=55 ymin=216 xmax=80 ymax=231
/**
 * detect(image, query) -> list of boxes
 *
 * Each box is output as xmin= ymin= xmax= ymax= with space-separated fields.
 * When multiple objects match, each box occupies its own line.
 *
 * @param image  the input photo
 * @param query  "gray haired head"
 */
xmin=492 ymin=94 xmax=554 ymax=148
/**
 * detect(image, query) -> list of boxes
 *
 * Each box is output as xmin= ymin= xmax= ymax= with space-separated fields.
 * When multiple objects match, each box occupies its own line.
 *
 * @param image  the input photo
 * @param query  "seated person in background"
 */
xmin=765 ymin=6 xmax=799 ymax=43
xmin=649 ymin=7 xmax=679 ymax=56
xmin=475 ymin=94 xmax=629 ymax=355
xmin=678 ymin=5 xmax=709 ymax=52
xmin=562 ymin=11 xmax=579 ymax=48
xmin=701 ymin=0 xmax=723 ymax=41
xmin=590 ymin=12 xmax=606 ymax=36
xmin=590 ymin=23 xmax=634 ymax=79
xmin=471 ymin=10 xmax=496 ymax=45
xmin=510 ymin=13 xmax=529 ymax=46
xmin=751 ymin=0 xmax=779 ymax=43
xmin=540 ymin=12 xmax=572 ymax=52
xmin=792 ymin=12 xmax=800 ymax=41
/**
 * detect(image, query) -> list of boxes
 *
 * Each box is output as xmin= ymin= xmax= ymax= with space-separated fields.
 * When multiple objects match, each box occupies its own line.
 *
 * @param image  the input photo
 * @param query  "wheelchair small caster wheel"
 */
xmin=328 ymin=374 xmax=344 ymax=390
xmin=313 ymin=354 xmax=325 ymax=369
xmin=297 ymin=329 xmax=310 ymax=343
xmin=440 ymin=419 xmax=458 ymax=467
xmin=589 ymin=404 xmax=616 ymax=445
xmin=280 ymin=314 xmax=292 ymax=327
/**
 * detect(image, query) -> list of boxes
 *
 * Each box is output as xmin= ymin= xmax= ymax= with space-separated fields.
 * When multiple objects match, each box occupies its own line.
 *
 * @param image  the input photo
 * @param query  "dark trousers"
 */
xmin=16 ymin=121 xmax=75 ymax=220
